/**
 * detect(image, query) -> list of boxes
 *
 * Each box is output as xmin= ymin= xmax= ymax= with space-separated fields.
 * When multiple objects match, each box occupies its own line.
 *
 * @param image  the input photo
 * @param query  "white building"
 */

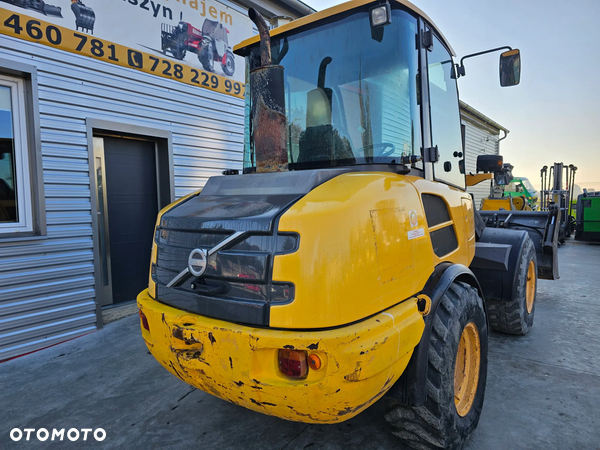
xmin=460 ymin=101 xmax=509 ymax=208
xmin=0 ymin=0 xmax=313 ymax=361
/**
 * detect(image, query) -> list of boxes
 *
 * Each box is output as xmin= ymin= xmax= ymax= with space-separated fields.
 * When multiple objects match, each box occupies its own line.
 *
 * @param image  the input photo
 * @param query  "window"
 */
xmin=422 ymin=194 xmax=458 ymax=257
xmin=244 ymin=8 xmax=422 ymax=171
xmin=427 ymin=34 xmax=465 ymax=188
xmin=0 ymin=75 xmax=33 ymax=233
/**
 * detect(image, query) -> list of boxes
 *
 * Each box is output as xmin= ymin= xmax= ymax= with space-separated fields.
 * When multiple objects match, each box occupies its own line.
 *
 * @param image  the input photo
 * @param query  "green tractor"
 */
xmin=503 ymin=176 xmax=538 ymax=209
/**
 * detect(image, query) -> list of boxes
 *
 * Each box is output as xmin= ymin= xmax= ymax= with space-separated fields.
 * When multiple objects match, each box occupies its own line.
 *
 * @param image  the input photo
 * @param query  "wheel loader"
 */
xmin=137 ymin=1 xmax=559 ymax=448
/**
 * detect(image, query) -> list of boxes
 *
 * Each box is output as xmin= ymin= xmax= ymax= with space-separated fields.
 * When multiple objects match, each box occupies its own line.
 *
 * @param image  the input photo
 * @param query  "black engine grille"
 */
xmin=151 ymin=169 xmax=355 ymax=326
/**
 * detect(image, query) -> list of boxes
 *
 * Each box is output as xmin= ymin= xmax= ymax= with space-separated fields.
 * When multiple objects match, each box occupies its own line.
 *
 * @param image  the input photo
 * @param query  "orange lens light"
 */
xmin=278 ymin=349 xmax=308 ymax=379
xmin=308 ymin=354 xmax=321 ymax=370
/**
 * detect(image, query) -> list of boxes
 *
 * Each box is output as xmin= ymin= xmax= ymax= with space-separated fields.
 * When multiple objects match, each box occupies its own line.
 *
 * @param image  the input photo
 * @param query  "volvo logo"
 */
xmin=166 ymin=231 xmax=246 ymax=289
xmin=188 ymin=249 xmax=207 ymax=277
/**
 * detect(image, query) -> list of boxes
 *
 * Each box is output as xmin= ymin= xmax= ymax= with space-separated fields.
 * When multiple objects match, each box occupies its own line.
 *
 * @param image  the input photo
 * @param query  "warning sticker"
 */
xmin=409 ymin=210 xmax=418 ymax=227
xmin=408 ymin=228 xmax=425 ymax=240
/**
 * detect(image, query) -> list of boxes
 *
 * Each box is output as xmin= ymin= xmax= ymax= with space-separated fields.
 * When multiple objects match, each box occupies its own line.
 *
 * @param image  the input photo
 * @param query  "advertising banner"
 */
xmin=0 ymin=0 xmax=254 ymax=99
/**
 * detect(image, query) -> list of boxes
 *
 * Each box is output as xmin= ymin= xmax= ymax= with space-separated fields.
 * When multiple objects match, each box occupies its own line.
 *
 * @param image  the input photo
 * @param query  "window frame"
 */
xmin=0 ymin=74 xmax=33 ymax=233
xmin=424 ymin=29 xmax=466 ymax=190
xmin=0 ymin=59 xmax=45 ymax=241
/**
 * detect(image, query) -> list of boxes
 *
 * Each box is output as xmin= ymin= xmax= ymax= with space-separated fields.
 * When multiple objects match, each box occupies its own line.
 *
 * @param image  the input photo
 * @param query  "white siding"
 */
xmin=0 ymin=34 xmax=244 ymax=360
xmin=462 ymin=115 xmax=500 ymax=209
xmin=381 ymin=72 xmax=412 ymax=154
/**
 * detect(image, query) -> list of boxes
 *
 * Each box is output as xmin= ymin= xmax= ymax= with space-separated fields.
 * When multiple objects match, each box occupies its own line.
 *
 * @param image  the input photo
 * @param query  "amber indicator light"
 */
xmin=308 ymin=354 xmax=322 ymax=370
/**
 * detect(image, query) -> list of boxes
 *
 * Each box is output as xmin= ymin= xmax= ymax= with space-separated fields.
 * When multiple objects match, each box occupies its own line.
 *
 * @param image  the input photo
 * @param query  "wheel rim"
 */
xmin=454 ymin=322 xmax=481 ymax=417
xmin=526 ymin=260 xmax=536 ymax=313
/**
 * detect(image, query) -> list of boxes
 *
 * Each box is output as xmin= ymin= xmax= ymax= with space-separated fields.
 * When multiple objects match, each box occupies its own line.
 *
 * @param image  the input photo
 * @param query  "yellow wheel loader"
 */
xmin=137 ymin=1 xmax=559 ymax=448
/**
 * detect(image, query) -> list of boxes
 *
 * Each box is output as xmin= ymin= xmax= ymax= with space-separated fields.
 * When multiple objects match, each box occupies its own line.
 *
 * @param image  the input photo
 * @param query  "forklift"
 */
xmin=137 ymin=1 xmax=559 ymax=448
xmin=540 ymin=162 xmax=577 ymax=242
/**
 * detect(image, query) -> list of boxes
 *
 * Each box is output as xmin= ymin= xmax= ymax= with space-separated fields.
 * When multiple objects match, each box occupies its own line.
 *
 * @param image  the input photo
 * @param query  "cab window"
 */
xmin=427 ymin=34 xmax=465 ymax=189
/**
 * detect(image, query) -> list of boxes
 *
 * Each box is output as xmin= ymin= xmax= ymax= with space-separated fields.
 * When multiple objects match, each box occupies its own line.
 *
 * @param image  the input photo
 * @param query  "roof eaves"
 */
xmin=459 ymin=100 xmax=509 ymax=134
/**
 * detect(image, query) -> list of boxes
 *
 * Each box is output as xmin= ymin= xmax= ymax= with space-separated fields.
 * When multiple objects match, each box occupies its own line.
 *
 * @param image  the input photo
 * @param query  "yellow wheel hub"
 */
xmin=526 ymin=260 xmax=536 ymax=314
xmin=454 ymin=322 xmax=481 ymax=417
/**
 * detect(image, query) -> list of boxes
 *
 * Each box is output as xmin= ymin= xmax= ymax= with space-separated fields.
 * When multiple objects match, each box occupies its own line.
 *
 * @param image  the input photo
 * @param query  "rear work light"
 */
xmin=370 ymin=1 xmax=391 ymax=28
xmin=278 ymin=349 xmax=308 ymax=379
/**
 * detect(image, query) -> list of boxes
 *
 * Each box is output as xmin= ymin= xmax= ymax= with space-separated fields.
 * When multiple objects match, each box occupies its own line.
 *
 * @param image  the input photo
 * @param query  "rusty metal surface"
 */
xmin=246 ymin=8 xmax=289 ymax=174
xmin=250 ymin=66 xmax=289 ymax=173
xmin=248 ymin=8 xmax=272 ymax=67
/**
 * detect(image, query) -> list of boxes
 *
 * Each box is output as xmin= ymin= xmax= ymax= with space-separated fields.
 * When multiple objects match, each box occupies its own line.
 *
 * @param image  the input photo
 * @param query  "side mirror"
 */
xmin=500 ymin=49 xmax=521 ymax=87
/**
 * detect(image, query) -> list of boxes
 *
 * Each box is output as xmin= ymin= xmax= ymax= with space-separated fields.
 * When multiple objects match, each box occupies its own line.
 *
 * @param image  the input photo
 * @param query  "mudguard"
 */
xmin=386 ymin=263 xmax=485 ymax=406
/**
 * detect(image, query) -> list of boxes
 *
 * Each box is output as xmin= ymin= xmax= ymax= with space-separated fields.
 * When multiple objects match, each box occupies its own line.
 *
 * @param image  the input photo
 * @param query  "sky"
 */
xmin=301 ymin=0 xmax=600 ymax=190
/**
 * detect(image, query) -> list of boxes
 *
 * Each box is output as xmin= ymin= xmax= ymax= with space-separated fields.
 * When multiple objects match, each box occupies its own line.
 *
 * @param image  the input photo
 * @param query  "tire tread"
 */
xmin=384 ymin=282 xmax=487 ymax=450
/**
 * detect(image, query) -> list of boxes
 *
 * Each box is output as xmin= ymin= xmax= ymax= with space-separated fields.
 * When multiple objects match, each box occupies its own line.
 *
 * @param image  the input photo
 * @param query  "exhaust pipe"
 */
xmin=248 ymin=8 xmax=288 ymax=173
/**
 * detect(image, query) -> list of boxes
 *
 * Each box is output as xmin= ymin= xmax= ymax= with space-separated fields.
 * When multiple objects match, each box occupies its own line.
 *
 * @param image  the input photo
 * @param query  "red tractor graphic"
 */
xmin=161 ymin=14 xmax=235 ymax=77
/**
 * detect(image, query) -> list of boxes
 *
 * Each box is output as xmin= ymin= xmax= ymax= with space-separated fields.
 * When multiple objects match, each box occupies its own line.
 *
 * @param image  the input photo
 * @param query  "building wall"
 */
xmin=0 ymin=35 xmax=245 ymax=361
xmin=461 ymin=113 xmax=501 ymax=208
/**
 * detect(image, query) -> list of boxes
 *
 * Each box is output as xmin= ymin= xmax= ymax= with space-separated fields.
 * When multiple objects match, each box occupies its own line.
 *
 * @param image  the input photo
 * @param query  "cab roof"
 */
xmin=233 ymin=0 xmax=455 ymax=57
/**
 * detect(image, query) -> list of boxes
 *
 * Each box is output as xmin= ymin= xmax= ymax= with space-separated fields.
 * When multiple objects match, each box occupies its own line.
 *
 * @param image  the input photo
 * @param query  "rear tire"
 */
xmin=199 ymin=39 xmax=214 ymax=72
xmin=384 ymin=282 xmax=488 ymax=450
xmin=487 ymin=236 xmax=537 ymax=335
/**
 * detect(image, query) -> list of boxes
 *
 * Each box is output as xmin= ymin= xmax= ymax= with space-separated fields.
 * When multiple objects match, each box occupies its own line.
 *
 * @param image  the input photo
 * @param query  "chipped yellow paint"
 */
xmin=137 ymin=289 xmax=424 ymax=423
xmin=141 ymin=175 xmax=476 ymax=423
xmin=271 ymin=174 xmax=475 ymax=329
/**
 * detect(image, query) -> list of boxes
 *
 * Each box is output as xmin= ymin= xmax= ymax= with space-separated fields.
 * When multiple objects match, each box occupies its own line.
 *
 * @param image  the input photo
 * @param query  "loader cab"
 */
xmin=236 ymin=2 xmax=466 ymax=189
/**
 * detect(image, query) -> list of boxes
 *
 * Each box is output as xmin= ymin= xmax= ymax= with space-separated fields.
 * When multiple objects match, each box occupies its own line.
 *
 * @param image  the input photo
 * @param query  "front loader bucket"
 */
xmin=42 ymin=4 xmax=63 ymax=17
xmin=71 ymin=2 xmax=95 ymax=33
xmin=478 ymin=205 xmax=561 ymax=280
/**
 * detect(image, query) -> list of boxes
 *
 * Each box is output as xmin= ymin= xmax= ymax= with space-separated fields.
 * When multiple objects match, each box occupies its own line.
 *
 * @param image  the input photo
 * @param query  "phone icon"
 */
xmin=128 ymin=50 xmax=143 ymax=68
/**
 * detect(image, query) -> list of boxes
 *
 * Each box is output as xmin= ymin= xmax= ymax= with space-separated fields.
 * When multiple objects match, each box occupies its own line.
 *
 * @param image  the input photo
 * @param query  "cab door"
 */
xmin=426 ymin=33 xmax=465 ymax=189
